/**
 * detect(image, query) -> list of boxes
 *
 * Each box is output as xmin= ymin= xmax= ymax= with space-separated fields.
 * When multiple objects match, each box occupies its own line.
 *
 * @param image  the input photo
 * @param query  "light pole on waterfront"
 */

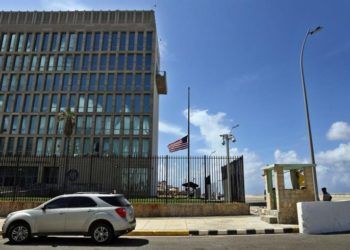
xmin=300 ymin=26 xmax=322 ymax=201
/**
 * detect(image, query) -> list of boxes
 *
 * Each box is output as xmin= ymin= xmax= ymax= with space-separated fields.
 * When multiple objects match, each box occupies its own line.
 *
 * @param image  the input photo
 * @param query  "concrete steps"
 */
xmin=259 ymin=208 xmax=278 ymax=224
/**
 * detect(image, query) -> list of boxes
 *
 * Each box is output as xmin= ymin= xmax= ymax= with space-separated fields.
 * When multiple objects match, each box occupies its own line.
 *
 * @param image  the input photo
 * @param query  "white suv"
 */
xmin=2 ymin=193 xmax=136 ymax=244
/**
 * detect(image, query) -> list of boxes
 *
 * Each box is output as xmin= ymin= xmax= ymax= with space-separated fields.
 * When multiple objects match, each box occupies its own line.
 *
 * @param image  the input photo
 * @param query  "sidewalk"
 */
xmin=0 ymin=216 xmax=299 ymax=236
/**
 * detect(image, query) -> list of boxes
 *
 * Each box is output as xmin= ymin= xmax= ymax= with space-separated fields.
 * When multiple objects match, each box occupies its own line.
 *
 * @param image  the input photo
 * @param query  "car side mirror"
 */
xmin=42 ymin=205 xmax=47 ymax=211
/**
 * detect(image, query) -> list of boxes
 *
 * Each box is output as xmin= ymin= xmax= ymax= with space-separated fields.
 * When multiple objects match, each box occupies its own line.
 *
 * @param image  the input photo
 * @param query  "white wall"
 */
xmin=297 ymin=201 xmax=350 ymax=234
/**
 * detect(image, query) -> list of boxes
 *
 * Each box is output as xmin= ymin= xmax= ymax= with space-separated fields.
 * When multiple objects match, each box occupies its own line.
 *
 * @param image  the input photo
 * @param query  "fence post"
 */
xmin=12 ymin=155 xmax=20 ymax=202
xmin=127 ymin=155 xmax=130 ymax=199
xmin=89 ymin=154 xmax=93 ymax=191
xmin=204 ymin=155 xmax=207 ymax=203
xmin=165 ymin=155 xmax=168 ymax=204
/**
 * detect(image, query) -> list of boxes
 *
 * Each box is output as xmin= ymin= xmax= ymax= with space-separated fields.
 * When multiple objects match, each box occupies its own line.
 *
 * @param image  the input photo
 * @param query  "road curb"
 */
xmin=127 ymin=230 xmax=190 ymax=236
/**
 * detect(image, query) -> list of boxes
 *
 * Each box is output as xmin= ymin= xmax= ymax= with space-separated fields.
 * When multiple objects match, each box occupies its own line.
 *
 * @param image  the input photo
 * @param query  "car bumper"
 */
xmin=115 ymin=218 xmax=136 ymax=236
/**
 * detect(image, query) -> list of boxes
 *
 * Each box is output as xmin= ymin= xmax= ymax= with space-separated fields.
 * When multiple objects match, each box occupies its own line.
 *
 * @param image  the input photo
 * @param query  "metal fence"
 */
xmin=0 ymin=155 xmax=244 ymax=204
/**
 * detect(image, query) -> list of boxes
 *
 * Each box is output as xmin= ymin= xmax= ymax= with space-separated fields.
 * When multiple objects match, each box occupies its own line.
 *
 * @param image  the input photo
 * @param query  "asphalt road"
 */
xmin=1 ymin=234 xmax=350 ymax=250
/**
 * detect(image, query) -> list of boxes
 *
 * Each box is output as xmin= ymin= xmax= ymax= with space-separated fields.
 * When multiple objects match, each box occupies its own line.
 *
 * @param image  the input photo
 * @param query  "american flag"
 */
xmin=167 ymin=135 xmax=189 ymax=153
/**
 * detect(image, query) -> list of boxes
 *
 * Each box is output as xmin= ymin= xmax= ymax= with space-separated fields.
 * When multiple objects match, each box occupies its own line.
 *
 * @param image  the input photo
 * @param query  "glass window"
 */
xmin=87 ymin=94 xmax=94 ymax=112
xmin=102 ymin=32 xmax=109 ymax=51
xmin=36 ymin=138 xmax=43 ymax=156
xmin=100 ymin=54 xmax=107 ymax=70
xmin=60 ymin=94 xmax=67 ymax=111
xmin=29 ymin=116 xmax=38 ymax=134
xmin=89 ymin=74 xmax=96 ymax=91
xmin=128 ymin=32 xmax=135 ymax=51
xmin=0 ymin=55 xmax=2 ymax=69
xmin=46 ymin=138 xmax=53 ymax=156
xmin=26 ymin=74 xmax=34 ymax=91
xmin=145 ymin=73 xmax=151 ymax=91
xmin=11 ymin=116 xmax=18 ymax=134
xmin=0 ymin=138 xmax=3 ymax=155
xmin=76 ymin=32 xmax=83 ymax=51
xmin=143 ymin=116 xmax=150 ymax=135
xmin=55 ymin=138 xmax=62 ymax=156
xmin=112 ymin=139 xmax=119 ymax=156
xmin=97 ymin=94 xmax=103 ymax=112
xmin=25 ymin=33 xmax=32 ymax=52
xmin=1 ymin=116 xmax=9 ymax=133
xmin=48 ymin=56 xmax=55 ymax=71
xmin=9 ymin=75 xmax=17 ymax=91
xmin=22 ymin=55 xmax=30 ymax=71
xmin=83 ymin=138 xmax=91 ymax=156
xmin=122 ymin=139 xmax=129 ymax=157
xmin=36 ymin=74 xmax=43 ymax=91
xmin=16 ymin=137 xmax=24 ymax=155
xmin=42 ymin=33 xmax=49 ymax=51
xmin=120 ymin=32 xmax=126 ymax=50
xmin=118 ymin=54 xmax=125 ymax=70
xmin=14 ymin=95 xmax=22 ymax=112
xmin=98 ymin=74 xmax=105 ymax=91
xmin=73 ymin=55 xmax=81 ymax=71
xmin=57 ymin=119 xmax=64 ymax=134
xmin=93 ymin=138 xmax=100 ymax=155
xmin=124 ymin=116 xmax=130 ymax=135
xmin=117 ymin=73 xmax=124 ymax=91
xmin=41 ymin=95 xmax=49 ymax=112
xmin=44 ymin=75 xmax=52 ymax=91
xmin=73 ymin=138 xmax=81 ymax=156
xmin=85 ymin=116 xmax=92 ymax=134
xmin=93 ymin=32 xmax=100 ymax=51
xmin=5 ymin=55 xmax=12 ymax=71
xmin=50 ymin=32 xmax=58 ymax=51
xmin=111 ymin=32 xmax=117 ymax=50
xmin=133 ymin=116 xmax=140 ymax=135
xmin=0 ymin=33 xmax=7 ymax=52
xmin=9 ymin=33 xmax=16 ymax=52
xmin=23 ymin=94 xmax=31 ymax=112
xmin=80 ymin=74 xmax=87 ymax=91
xmin=48 ymin=116 xmax=55 ymax=134
xmin=62 ymin=74 xmax=69 ymax=91
xmin=7 ymin=138 xmax=14 ymax=155
xmin=125 ymin=95 xmax=131 ymax=113
xmin=106 ymin=95 xmax=112 ymax=112
xmin=57 ymin=55 xmax=63 ymax=70
xmin=132 ymin=139 xmax=139 ymax=156
xmin=34 ymin=33 xmax=41 ymax=52
xmin=76 ymin=116 xmax=83 ymax=135
xmin=143 ymin=94 xmax=150 ymax=112
xmin=5 ymin=94 xmax=13 ymax=112
xmin=115 ymin=95 xmax=122 ymax=113
xmin=65 ymin=55 xmax=72 ymax=71
xmin=1 ymin=74 xmax=8 ymax=91
xmin=136 ymin=54 xmax=142 ymax=70
xmin=109 ymin=54 xmax=116 ymax=70
xmin=114 ymin=116 xmax=121 ymax=135
xmin=78 ymin=95 xmax=85 ymax=112
xmin=104 ymin=116 xmax=111 ymax=135
xmin=53 ymin=74 xmax=60 ymax=91
xmin=25 ymin=137 xmax=34 ymax=155
xmin=91 ymin=54 xmax=98 ymax=70
xmin=38 ymin=116 xmax=46 ymax=134
xmin=137 ymin=32 xmax=144 ymax=51
xmin=126 ymin=74 xmax=132 ymax=91
xmin=14 ymin=56 xmax=20 ymax=70
xmin=146 ymin=31 xmax=153 ymax=50
xmin=72 ymin=74 xmax=78 ymax=91
xmin=59 ymin=33 xmax=66 ymax=51
xmin=85 ymin=32 xmax=92 ymax=51
xmin=39 ymin=55 xmax=46 ymax=71
xmin=68 ymin=33 xmax=76 ymax=51
xmin=107 ymin=73 xmax=114 ymax=91
xmin=145 ymin=54 xmax=152 ymax=71
xmin=0 ymin=94 xmax=3 ymax=112
xmin=135 ymin=74 xmax=142 ymax=91
xmin=82 ymin=54 xmax=89 ymax=70
xmin=102 ymin=138 xmax=109 ymax=156
xmin=69 ymin=95 xmax=76 ymax=111
xmin=20 ymin=116 xmax=28 ymax=134
xmin=95 ymin=116 xmax=102 ymax=135
xmin=127 ymin=54 xmax=134 ymax=70
xmin=142 ymin=139 xmax=150 ymax=157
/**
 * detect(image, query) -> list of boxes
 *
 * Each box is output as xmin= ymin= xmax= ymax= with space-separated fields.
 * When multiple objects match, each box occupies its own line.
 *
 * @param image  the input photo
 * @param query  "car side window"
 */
xmin=68 ymin=197 xmax=97 ymax=208
xmin=45 ymin=197 xmax=70 ymax=209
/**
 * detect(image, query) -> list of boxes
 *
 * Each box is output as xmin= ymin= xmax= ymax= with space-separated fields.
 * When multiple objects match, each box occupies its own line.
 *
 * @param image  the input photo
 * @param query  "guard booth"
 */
xmin=261 ymin=164 xmax=316 ymax=224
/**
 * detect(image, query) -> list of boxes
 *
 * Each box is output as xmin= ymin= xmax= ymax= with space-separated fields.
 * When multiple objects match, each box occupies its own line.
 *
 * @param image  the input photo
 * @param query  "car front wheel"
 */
xmin=90 ymin=222 xmax=113 ymax=244
xmin=8 ymin=222 xmax=31 ymax=244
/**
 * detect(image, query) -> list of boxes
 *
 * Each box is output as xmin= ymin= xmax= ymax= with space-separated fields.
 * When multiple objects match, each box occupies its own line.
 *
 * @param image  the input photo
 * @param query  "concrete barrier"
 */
xmin=0 ymin=201 xmax=250 ymax=217
xmin=297 ymin=201 xmax=350 ymax=234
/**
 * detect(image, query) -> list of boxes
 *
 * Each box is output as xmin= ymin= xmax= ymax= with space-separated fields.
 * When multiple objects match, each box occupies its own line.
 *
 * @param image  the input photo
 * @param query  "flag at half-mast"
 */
xmin=167 ymin=135 xmax=189 ymax=153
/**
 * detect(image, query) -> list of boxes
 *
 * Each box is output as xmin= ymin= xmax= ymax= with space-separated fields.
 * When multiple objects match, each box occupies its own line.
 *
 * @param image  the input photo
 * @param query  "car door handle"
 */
xmin=59 ymin=212 xmax=65 ymax=215
xmin=88 ymin=209 xmax=93 ymax=212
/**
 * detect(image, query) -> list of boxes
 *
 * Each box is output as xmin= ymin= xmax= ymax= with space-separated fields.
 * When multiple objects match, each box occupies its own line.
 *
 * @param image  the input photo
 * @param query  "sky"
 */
xmin=3 ymin=0 xmax=350 ymax=194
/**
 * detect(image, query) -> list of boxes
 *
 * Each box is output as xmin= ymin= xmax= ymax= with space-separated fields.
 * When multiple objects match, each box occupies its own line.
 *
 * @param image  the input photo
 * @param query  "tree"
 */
xmin=58 ymin=107 xmax=76 ymax=156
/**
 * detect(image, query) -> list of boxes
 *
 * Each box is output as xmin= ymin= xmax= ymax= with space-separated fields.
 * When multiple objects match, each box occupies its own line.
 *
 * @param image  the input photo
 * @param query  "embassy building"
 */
xmin=0 ymin=10 xmax=167 ymax=157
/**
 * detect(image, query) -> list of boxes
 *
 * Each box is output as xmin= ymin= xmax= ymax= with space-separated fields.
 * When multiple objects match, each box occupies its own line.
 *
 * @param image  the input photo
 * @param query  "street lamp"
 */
xmin=300 ymin=26 xmax=322 ymax=201
xmin=220 ymin=124 xmax=239 ymax=202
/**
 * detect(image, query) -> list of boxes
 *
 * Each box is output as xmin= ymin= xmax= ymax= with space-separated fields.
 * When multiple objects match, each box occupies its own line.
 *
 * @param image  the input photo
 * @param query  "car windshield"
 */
xmin=98 ymin=196 xmax=131 ymax=207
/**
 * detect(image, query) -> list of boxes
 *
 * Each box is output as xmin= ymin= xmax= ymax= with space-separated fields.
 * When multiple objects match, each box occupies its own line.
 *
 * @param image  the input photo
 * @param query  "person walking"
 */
xmin=322 ymin=187 xmax=332 ymax=201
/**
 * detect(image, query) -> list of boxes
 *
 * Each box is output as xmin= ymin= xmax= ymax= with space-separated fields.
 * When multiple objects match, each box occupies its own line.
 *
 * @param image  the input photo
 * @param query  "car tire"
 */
xmin=90 ymin=222 xmax=113 ymax=244
xmin=7 ymin=222 xmax=31 ymax=244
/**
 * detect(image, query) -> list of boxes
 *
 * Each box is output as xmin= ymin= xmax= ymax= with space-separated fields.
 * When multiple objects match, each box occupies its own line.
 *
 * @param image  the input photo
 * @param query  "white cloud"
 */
xmin=327 ymin=121 xmax=350 ymax=141
xmin=274 ymin=149 xmax=307 ymax=164
xmin=40 ymin=0 xmax=90 ymax=10
xmin=159 ymin=121 xmax=185 ymax=137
